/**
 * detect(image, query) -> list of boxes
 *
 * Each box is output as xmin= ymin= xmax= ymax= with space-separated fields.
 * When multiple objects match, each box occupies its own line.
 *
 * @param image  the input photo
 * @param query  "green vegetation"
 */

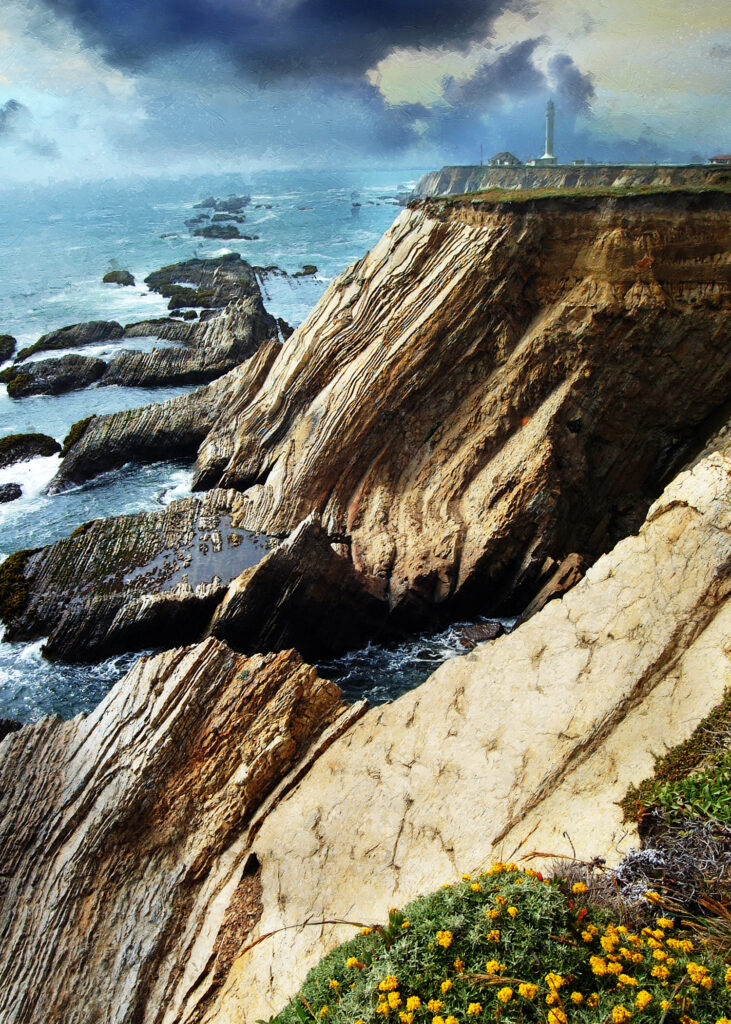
xmin=270 ymin=865 xmax=731 ymax=1024
xmin=5 ymin=373 xmax=33 ymax=398
xmin=622 ymin=689 xmax=731 ymax=823
xmin=0 ymin=432 xmax=61 ymax=467
xmin=0 ymin=549 xmax=34 ymax=623
xmin=431 ymin=182 xmax=731 ymax=207
xmin=61 ymin=416 xmax=93 ymax=456
xmin=0 ymin=334 xmax=16 ymax=362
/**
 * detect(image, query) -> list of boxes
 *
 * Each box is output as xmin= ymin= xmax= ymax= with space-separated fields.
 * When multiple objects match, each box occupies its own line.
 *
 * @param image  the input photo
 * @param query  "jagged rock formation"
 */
xmin=145 ymin=253 xmax=259 ymax=310
xmin=16 ymin=320 xmax=123 ymax=360
xmin=0 ymin=334 xmax=16 ymax=362
xmin=0 ymin=450 xmax=727 ymax=1024
xmin=51 ymin=340 xmax=281 ymax=488
xmin=191 ymin=191 xmax=731 ymax=619
xmin=0 ymin=487 xmax=277 ymax=660
xmin=103 ymin=269 xmax=135 ymax=286
xmin=0 ymin=641 xmax=363 ymax=1024
xmin=411 ymin=162 xmax=729 ymax=198
xmin=0 ymin=483 xmax=21 ymax=503
xmin=6 ymin=294 xmax=277 ymax=396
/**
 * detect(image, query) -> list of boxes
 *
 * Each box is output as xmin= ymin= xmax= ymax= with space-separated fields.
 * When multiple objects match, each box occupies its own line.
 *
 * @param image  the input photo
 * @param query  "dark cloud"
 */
xmin=0 ymin=98 xmax=59 ymax=158
xmin=548 ymin=53 xmax=595 ymax=113
xmin=44 ymin=0 xmax=519 ymax=80
xmin=443 ymin=38 xmax=545 ymax=107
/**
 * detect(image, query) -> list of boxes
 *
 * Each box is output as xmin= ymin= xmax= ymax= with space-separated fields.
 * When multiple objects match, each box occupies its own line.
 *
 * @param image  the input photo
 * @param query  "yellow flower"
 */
xmin=467 ymin=1003 xmax=482 ymax=1015
xmin=444 ymin=1016 xmax=459 ymax=1024
xmin=441 ymin=980 xmax=452 ymax=995
xmin=496 ymin=988 xmax=513 ymax=1005
xmin=572 ymin=882 xmax=588 ymax=895
xmin=319 ymin=1008 xmax=329 ymax=1018
xmin=485 ymin=909 xmax=500 ymax=920
xmin=346 ymin=957 xmax=361 ymax=969
xmin=618 ymin=974 xmax=638 ymax=987
xmin=387 ymin=992 xmax=402 ymax=1009
xmin=547 ymin=1011 xmax=567 ymax=1024
xmin=427 ymin=1001 xmax=444 ymax=1013
xmin=652 ymin=949 xmax=667 ymax=962
xmin=507 ymin=906 xmax=518 ymax=918
xmin=715 ymin=1019 xmax=731 ymax=1024
xmin=380 ymin=976 xmax=399 ymax=992
xmin=607 ymin=962 xmax=623 ymax=975
xmin=587 ymin=993 xmax=599 ymax=1007
xmin=329 ymin=980 xmax=339 ymax=990
xmin=545 ymin=973 xmax=564 ymax=991
xmin=612 ymin=1007 xmax=632 ymax=1023
xmin=545 ymin=992 xmax=559 ymax=1006
xmin=582 ymin=930 xmax=595 ymax=942
xmin=399 ymin=1015 xmax=414 ymax=1024
xmin=361 ymin=927 xmax=373 ymax=935
xmin=462 ymin=873 xmax=472 ymax=881
xmin=700 ymin=977 xmax=713 ymax=990
xmin=453 ymin=958 xmax=464 ymax=973
xmin=518 ymin=983 xmax=538 ymax=1000
xmin=377 ymin=1005 xmax=389 ymax=1017
xmin=635 ymin=991 xmax=653 ymax=1010
xmin=470 ymin=882 xmax=482 ymax=892
xmin=406 ymin=997 xmax=421 ymax=1011
xmin=486 ymin=929 xmax=500 ymax=942
xmin=436 ymin=931 xmax=453 ymax=949
xmin=570 ymin=992 xmax=583 ymax=1004
xmin=401 ymin=921 xmax=411 ymax=930
xmin=686 ymin=962 xmax=710 ymax=985
xmin=495 ymin=895 xmax=506 ymax=905
xmin=726 ymin=965 xmax=731 ymax=985
xmin=660 ymin=1001 xmax=671 ymax=1012
xmin=432 ymin=1016 xmax=445 ymax=1024
xmin=643 ymin=890 xmax=661 ymax=903
xmin=656 ymin=917 xmax=674 ymax=929
xmin=651 ymin=965 xmax=669 ymax=981
xmin=484 ymin=960 xmax=503 ymax=974
xmin=590 ymin=956 xmax=607 ymax=975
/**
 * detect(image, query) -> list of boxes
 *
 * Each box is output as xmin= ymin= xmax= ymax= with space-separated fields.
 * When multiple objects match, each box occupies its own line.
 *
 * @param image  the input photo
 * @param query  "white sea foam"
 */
xmin=0 ymin=454 xmax=60 ymax=496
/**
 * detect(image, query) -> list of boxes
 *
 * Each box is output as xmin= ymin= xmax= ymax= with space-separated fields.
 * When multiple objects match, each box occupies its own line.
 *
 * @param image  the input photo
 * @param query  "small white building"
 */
xmin=709 ymin=154 xmax=731 ymax=165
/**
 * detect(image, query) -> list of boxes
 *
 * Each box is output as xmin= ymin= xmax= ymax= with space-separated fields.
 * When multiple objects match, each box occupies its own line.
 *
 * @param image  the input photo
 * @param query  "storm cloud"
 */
xmin=44 ymin=0 xmax=520 ymax=79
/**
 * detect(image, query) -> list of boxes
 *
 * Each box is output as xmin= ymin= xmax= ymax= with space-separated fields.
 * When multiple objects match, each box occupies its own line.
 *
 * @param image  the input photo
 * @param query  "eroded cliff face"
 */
xmin=193 ymin=192 xmax=731 ymax=617
xmin=0 ymin=450 xmax=728 ymax=1024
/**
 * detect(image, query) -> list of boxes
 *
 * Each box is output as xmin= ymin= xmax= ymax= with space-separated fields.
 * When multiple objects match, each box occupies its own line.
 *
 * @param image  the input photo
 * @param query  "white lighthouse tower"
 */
xmin=528 ymin=100 xmax=558 ymax=166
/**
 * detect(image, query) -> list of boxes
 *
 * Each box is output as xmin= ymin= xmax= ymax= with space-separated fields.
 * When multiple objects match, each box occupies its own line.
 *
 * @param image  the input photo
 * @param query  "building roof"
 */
xmin=709 ymin=154 xmax=731 ymax=160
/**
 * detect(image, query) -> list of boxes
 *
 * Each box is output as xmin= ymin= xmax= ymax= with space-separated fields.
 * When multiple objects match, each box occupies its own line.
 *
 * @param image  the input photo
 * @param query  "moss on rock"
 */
xmin=61 ymin=416 xmax=93 ymax=456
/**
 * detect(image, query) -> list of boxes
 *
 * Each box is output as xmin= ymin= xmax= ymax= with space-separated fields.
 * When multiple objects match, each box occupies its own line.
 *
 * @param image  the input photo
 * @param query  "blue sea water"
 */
xmin=0 ymin=168 xmax=428 ymax=721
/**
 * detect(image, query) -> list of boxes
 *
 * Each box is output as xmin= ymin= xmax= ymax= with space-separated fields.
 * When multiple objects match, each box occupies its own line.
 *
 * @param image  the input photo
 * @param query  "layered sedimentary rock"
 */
xmin=16 ymin=319 xmax=123 ymax=360
xmin=0 ymin=488 xmax=263 ymax=658
xmin=0 ymin=450 xmax=727 ymax=1024
xmin=191 ymin=191 xmax=731 ymax=618
xmin=145 ymin=252 xmax=259 ymax=309
xmin=5 ymin=353 xmax=107 ymax=396
xmin=0 ymin=641 xmax=364 ymax=1024
xmin=411 ymin=162 xmax=729 ymax=198
xmin=51 ymin=340 xmax=281 ymax=488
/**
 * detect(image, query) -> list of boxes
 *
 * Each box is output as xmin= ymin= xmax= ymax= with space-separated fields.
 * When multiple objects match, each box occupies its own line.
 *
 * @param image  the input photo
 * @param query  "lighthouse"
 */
xmin=544 ymin=99 xmax=555 ymax=160
xmin=528 ymin=100 xmax=558 ymax=166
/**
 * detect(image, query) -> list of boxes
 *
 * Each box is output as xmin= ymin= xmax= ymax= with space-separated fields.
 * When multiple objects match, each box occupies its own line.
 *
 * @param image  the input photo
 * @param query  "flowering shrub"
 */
xmin=269 ymin=865 xmax=730 ymax=1024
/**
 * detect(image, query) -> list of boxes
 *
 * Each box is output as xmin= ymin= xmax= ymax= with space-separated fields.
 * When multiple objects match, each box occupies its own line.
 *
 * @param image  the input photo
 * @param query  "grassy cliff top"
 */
xmin=415 ymin=180 xmax=731 ymax=209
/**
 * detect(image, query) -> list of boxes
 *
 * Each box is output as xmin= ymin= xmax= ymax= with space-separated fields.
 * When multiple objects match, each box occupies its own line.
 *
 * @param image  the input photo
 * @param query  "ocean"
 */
xmin=0 ymin=166 xmax=490 ymax=721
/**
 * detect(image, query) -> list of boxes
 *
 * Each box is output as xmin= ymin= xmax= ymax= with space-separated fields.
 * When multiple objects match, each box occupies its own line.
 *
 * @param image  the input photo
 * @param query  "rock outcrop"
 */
xmin=4 ymin=353 xmax=107 ymax=396
xmin=16 ymin=320 xmax=123 ymax=360
xmin=103 ymin=269 xmax=135 ymax=286
xmin=0 ymin=483 xmax=22 ymax=503
xmin=0 ymin=334 xmax=16 ymax=362
xmin=0 ymin=641 xmax=363 ymax=1024
xmin=0 ymin=432 xmax=61 ymax=468
xmin=411 ymin=162 xmax=730 ymax=198
xmin=0 ymin=449 xmax=727 ymax=1024
xmin=191 ymin=191 xmax=731 ymax=620
xmin=144 ymin=253 xmax=259 ymax=310
xmin=51 ymin=340 xmax=281 ymax=488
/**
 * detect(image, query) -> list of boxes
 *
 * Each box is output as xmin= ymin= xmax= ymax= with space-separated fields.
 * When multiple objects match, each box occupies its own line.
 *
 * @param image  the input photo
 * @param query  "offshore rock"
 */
xmin=0 ymin=452 xmax=727 ymax=1024
xmin=0 ymin=483 xmax=22 ymax=503
xmin=16 ymin=320 xmax=123 ymax=360
xmin=144 ymin=253 xmax=259 ymax=309
xmin=103 ymin=269 xmax=135 ymax=286
xmin=192 ymin=191 xmax=731 ymax=619
xmin=51 ymin=340 xmax=281 ymax=488
xmin=209 ymin=517 xmax=389 ymax=659
xmin=0 ymin=640 xmax=362 ymax=1024
xmin=5 ymin=353 xmax=107 ymax=396
xmin=0 ymin=431 xmax=61 ymax=468
xmin=0 ymin=334 xmax=16 ymax=362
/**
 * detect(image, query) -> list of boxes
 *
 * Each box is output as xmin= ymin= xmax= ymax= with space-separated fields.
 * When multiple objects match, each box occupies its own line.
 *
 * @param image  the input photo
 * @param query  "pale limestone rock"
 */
xmin=206 ymin=452 xmax=731 ymax=1022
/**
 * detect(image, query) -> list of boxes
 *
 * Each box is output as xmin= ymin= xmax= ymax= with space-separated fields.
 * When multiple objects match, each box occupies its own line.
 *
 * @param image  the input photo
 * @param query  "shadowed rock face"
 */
xmin=5 ymin=354 xmax=107 ymax=396
xmin=144 ymin=252 xmax=259 ymax=309
xmin=0 ymin=432 xmax=61 ymax=469
xmin=16 ymin=320 xmax=123 ymax=360
xmin=0 ymin=451 xmax=727 ymax=1024
xmin=0 ymin=641 xmax=362 ymax=1024
xmin=189 ymin=192 xmax=731 ymax=618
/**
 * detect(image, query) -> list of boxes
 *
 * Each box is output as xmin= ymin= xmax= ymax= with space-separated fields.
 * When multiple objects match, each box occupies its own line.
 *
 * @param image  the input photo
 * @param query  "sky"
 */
xmin=0 ymin=0 xmax=728 ymax=183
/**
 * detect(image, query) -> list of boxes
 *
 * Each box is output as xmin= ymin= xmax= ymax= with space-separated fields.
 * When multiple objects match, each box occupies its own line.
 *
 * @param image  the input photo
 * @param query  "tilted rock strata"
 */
xmin=191 ymin=192 xmax=731 ymax=618
xmin=16 ymin=319 xmax=123 ymax=360
xmin=0 ymin=641 xmax=364 ymax=1024
xmin=206 ymin=451 xmax=731 ymax=1022
xmin=0 ymin=452 xmax=727 ymax=1024
xmin=8 ymin=294 xmax=278 ymax=397
xmin=51 ymin=340 xmax=281 ymax=488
